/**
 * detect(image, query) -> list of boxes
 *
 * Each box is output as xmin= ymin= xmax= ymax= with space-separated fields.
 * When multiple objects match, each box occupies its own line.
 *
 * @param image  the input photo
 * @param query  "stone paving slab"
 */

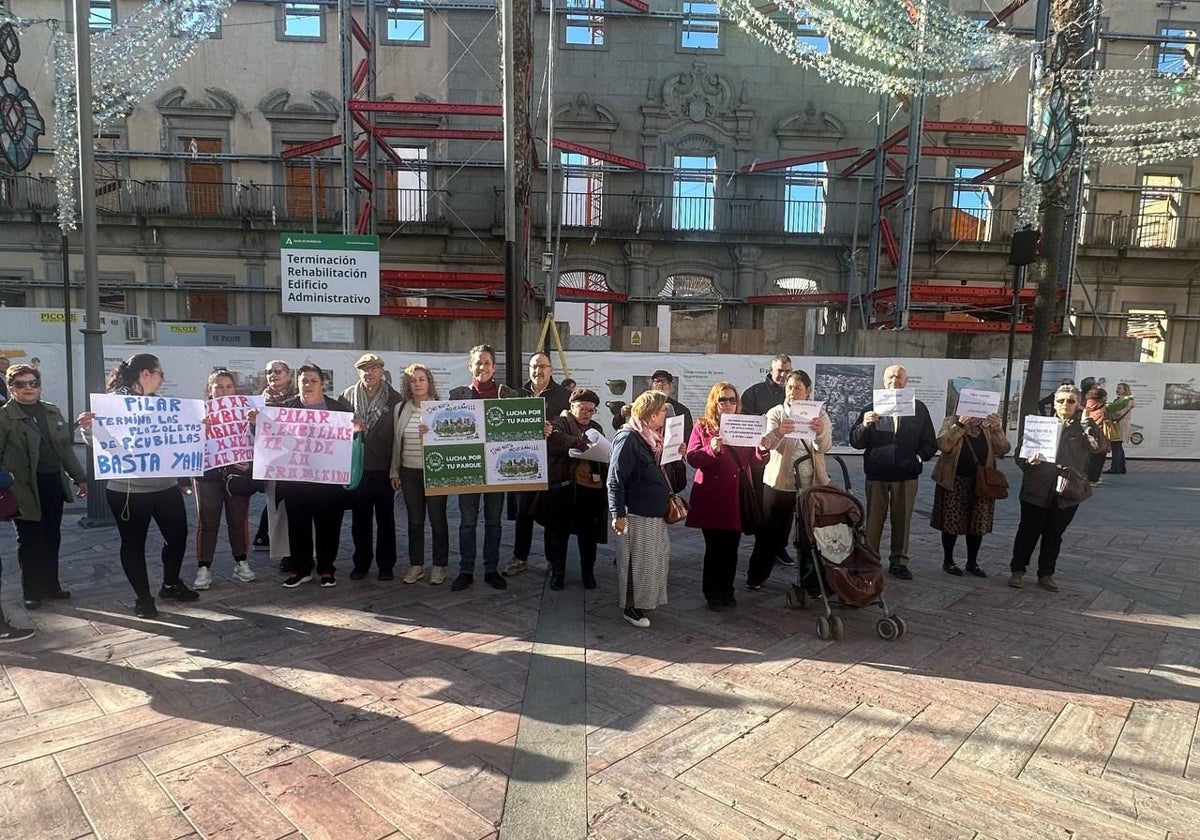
xmin=0 ymin=457 xmax=1196 ymax=839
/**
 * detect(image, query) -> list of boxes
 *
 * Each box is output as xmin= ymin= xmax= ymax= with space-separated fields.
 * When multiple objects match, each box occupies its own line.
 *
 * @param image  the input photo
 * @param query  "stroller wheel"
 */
xmin=892 ymin=615 xmax=907 ymax=638
xmin=829 ymin=615 xmax=845 ymax=641
xmin=876 ymin=617 xmax=900 ymax=641
xmin=816 ymin=616 xmax=833 ymax=641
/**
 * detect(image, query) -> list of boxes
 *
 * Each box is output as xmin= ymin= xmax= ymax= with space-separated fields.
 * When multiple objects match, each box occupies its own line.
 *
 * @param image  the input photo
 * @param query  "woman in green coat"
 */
xmin=0 ymin=364 xmax=88 ymax=610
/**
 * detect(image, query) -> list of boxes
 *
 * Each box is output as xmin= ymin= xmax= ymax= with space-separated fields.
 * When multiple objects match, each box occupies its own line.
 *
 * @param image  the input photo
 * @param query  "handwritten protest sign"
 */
xmin=873 ymin=388 xmax=916 ymax=417
xmin=955 ymin=389 xmax=1001 ymax=419
xmin=89 ymin=393 xmax=206 ymax=478
xmin=1019 ymin=415 xmax=1062 ymax=463
xmin=786 ymin=400 xmax=825 ymax=440
xmin=422 ymin=398 xmax=548 ymax=495
xmin=252 ymin=406 xmax=355 ymax=484
xmin=718 ymin=413 xmax=767 ymax=447
xmin=204 ymin=395 xmax=265 ymax=471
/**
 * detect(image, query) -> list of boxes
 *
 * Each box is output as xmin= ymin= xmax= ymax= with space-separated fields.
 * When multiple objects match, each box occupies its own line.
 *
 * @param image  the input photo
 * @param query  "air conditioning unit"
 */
xmin=124 ymin=316 xmax=156 ymax=343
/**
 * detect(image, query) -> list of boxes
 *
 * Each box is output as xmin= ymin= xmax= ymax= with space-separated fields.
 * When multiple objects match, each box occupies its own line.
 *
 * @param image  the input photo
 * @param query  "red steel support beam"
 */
xmin=555 ymin=286 xmax=627 ymax=302
xmin=280 ymin=136 xmax=341 ymax=159
xmin=923 ymin=121 xmax=1026 ymax=136
xmin=970 ymin=159 xmax=1023 ymax=182
xmin=349 ymin=100 xmax=502 ymax=116
xmin=352 ymin=60 xmax=370 ymax=95
xmin=891 ymin=145 xmax=1020 ymax=160
xmin=374 ymin=127 xmax=502 ymax=141
xmin=739 ymin=147 xmax=861 ymax=174
xmin=616 ymin=0 xmax=650 ymax=10
xmin=354 ymin=171 xmax=373 ymax=190
xmin=885 ymin=158 xmax=904 ymax=176
xmin=355 ymin=201 xmax=371 ymax=234
xmin=879 ymin=186 xmax=904 ymax=207
xmin=552 ymin=139 xmax=645 ymax=170
xmin=841 ymin=128 xmax=908 ymax=177
xmin=984 ymin=0 xmax=1033 ymax=27
xmin=351 ymin=18 xmax=370 ymax=51
xmin=381 ymin=270 xmax=506 ymax=288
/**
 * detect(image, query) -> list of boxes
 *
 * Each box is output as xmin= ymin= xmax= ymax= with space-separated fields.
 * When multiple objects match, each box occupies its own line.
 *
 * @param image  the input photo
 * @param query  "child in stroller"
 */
xmin=788 ymin=455 xmax=906 ymax=641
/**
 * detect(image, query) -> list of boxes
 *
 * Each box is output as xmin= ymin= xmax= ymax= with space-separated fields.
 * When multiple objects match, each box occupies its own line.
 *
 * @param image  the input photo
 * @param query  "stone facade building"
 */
xmin=1 ymin=0 xmax=1197 ymax=361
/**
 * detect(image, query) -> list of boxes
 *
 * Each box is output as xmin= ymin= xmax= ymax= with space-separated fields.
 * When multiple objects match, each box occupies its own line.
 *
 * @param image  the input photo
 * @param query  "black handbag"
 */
xmin=732 ymin=449 xmax=764 ymax=535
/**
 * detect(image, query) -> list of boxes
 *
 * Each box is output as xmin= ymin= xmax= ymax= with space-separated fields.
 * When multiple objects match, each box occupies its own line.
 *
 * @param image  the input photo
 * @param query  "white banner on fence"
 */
xmin=252 ymin=406 xmax=354 ymax=484
xmin=203 ymin=395 xmax=265 ymax=471
xmin=89 ymin=393 xmax=206 ymax=478
xmin=24 ymin=344 xmax=1193 ymax=461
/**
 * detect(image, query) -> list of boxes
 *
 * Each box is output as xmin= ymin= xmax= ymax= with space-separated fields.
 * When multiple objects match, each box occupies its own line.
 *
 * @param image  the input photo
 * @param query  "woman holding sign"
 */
xmin=272 ymin=364 xmax=359 ymax=589
xmin=0 ymin=364 xmax=88 ymax=613
xmin=746 ymin=370 xmax=832 ymax=590
xmin=538 ymin=388 xmax=609 ymax=591
xmin=685 ymin=382 xmax=767 ymax=611
xmin=77 ymin=354 xmax=199 ymax=619
xmin=930 ymin=410 xmax=1009 ymax=577
xmin=390 ymin=363 xmax=450 ymax=586
xmin=1009 ymin=384 xmax=1103 ymax=592
xmin=192 ymin=369 xmax=256 ymax=591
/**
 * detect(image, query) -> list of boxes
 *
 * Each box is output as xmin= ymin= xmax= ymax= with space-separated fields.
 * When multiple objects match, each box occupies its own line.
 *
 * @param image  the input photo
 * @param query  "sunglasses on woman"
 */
xmin=717 ymin=396 xmax=738 ymax=404
xmin=10 ymin=379 xmax=40 ymax=389
xmin=1054 ymin=397 xmax=1078 ymax=404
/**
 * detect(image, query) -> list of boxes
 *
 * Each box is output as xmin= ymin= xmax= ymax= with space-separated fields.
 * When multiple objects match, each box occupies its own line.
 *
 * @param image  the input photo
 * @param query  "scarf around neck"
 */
xmin=472 ymin=378 xmax=499 ymax=400
xmin=350 ymin=381 xmax=391 ymax=431
xmin=629 ymin=417 xmax=662 ymax=458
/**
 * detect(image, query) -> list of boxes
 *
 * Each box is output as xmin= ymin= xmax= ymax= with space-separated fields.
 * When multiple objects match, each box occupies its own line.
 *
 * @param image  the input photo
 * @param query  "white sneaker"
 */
xmin=193 ymin=567 xmax=212 ymax=590
xmin=233 ymin=561 xmax=256 ymax=582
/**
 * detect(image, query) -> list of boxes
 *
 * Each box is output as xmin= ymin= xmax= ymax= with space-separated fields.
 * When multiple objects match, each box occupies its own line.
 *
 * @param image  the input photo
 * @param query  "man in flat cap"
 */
xmin=343 ymin=353 xmax=403 ymax=580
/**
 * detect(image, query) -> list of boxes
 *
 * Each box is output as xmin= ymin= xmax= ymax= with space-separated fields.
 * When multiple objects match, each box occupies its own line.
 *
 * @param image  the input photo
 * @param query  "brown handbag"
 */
xmin=973 ymin=433 xmax=1009 ymax=500
xmin=660 ymin=465 xmax=689 ymax=524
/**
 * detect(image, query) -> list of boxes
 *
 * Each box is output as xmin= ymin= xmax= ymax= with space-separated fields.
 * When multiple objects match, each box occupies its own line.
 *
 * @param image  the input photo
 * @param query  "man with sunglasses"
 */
xmin=850 ymin=364 xmax=937 ymax=580
xmin=0 ymin=364 xmax=88 ymax=639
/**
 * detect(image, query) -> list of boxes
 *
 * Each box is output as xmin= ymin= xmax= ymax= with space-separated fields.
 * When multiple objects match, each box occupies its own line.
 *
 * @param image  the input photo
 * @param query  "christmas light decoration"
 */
xmin=3 ymin=0 xmax=233 ymax=228
xmin=717 ymin=0 xmax=1034 ymax=97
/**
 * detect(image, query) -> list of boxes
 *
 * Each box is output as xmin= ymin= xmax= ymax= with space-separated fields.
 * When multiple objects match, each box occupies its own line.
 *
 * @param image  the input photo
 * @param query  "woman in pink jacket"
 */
xmin=685 ymin=381 xmax=767 ymax=611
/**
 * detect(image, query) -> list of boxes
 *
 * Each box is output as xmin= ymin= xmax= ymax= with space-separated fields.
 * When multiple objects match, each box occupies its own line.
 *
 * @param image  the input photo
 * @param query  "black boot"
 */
xmin=581 ymin=561 xmax=597 ymax=590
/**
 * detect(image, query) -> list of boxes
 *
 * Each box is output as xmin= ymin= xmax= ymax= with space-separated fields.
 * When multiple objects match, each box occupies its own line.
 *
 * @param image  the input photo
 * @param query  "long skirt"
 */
xmin=616 ymin=513 xmax=670 ymax=610
xmin=930 ymin=475 xmax=995 ymax=536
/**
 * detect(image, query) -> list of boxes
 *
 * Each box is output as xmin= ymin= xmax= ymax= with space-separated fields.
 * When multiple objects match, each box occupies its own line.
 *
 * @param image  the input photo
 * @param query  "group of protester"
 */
xmin=0 ymin=348 xmax=1133 ymax=640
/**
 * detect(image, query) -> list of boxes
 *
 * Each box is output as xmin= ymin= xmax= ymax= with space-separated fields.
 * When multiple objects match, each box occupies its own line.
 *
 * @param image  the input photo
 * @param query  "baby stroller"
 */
xmin=786 ymin=454 xmax=906 ymax=641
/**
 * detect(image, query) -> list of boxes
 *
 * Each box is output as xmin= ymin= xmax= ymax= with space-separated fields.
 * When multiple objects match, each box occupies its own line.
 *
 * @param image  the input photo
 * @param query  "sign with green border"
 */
xmin=422 ymin=398 xmax=547 ymax=494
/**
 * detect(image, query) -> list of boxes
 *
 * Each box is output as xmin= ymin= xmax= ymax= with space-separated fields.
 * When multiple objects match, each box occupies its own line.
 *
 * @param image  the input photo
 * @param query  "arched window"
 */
xmin=661 ymin=273 xmax=720 ymax=299
xmin=774 ymin=277 xmax=819 ymax=294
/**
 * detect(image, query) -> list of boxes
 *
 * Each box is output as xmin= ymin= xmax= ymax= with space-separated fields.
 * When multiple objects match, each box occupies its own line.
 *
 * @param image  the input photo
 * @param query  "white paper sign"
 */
xmin=786 ymin=401 xmax=825 ymax=440
xmin=1019 ymin=415 xmax=1062 ymax=463
xmin=569 ymin=428 xmax=613 ymax=463
xmin=204 ymin=394 xmax=265 ymax=470
xmin=660 ymin=415 xmax=686 ymax=464
xmin=719 ymin=413 xmax=767 ymax=448
xmin=90 ymin=393 xmax=206 ymax=478
xmin=252 ymin=406 xmax=355 ymax=484
xmin=873 ymin=388 xmax=916 ymax=417
xmin=955 ymin=389 xmax=1002 ymax=419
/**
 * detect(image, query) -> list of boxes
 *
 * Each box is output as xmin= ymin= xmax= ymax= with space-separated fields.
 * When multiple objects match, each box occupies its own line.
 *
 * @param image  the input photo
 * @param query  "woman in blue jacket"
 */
xmin=607 ymin=390 xmax=673 ymax=628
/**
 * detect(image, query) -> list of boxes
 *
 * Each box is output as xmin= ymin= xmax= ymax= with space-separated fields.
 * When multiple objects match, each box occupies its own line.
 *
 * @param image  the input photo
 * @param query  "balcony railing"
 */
xmin=0 ymin=174 xmax=344 ymax=223
xmin=525 ymin=190 xmax=870 ymax=237
xmin=929 ymin=206 xmax=1200 ymax=250
xmin=5 ymin=173 xmax=1200 ymax=251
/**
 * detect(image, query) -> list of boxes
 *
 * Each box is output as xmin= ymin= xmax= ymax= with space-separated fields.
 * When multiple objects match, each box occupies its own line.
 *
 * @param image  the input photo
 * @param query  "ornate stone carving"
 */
xmin=661 ymin=62 xmax=733 ymax=123
xmin=155 ymin=86 xmax=240 ymax=119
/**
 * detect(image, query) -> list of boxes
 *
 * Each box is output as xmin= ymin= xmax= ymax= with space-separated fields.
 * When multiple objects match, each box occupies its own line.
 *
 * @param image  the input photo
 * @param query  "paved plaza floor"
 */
xmin=1 ymin=457 xmax=1198 ymax=839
